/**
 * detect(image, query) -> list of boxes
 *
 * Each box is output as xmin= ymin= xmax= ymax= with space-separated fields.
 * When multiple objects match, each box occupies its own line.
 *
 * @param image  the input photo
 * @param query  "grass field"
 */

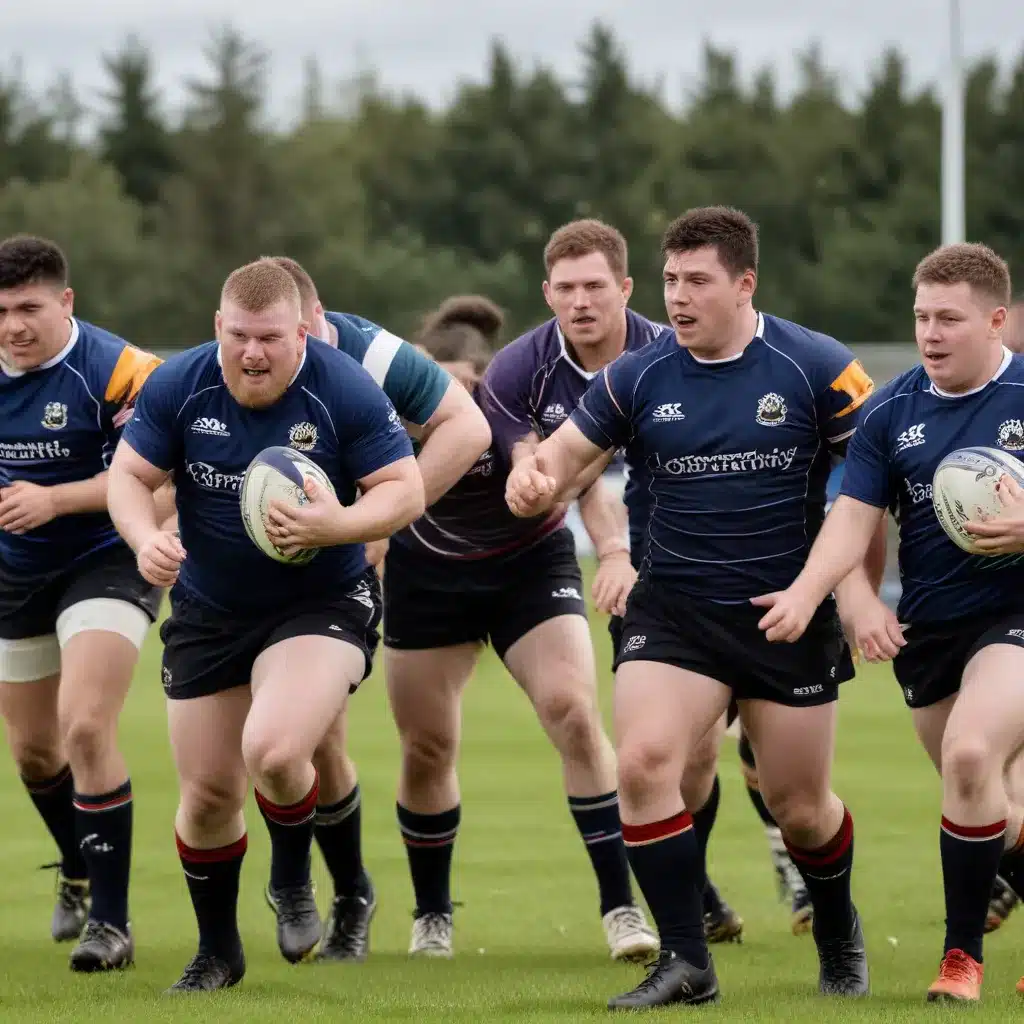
xmin=0 ymin=566 xmax=1021 ymax=1023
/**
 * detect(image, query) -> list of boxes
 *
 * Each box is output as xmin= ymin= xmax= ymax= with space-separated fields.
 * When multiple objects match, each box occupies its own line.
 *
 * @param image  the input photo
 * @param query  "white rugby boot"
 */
xmin=603 ymin=903 xmax=659 ymax=961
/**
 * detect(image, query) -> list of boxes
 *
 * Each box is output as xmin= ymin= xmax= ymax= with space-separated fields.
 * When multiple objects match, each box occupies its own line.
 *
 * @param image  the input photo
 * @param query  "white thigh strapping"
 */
xmin=0 ymin=634 xmax=61 ymax=684
xmin=56 ymin=598 xmax=152 ymax=651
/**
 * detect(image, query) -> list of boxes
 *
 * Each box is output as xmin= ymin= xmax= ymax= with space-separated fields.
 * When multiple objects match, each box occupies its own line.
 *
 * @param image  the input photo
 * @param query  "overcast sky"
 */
xmin=3 ymin=0 xmax=1023 ymax=125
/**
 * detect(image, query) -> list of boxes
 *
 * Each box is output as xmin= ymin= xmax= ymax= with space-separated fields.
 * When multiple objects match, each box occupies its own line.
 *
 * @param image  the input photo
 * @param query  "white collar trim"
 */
xmin=688 ymin=311 xmax=765 ymax=364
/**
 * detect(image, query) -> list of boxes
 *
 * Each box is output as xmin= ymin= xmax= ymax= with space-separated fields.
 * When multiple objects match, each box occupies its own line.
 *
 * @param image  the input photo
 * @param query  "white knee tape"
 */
xmin=56 ymin=598 xmax=152 ymax=651
xmin=0 ymin=634 xmax=61 ymax=683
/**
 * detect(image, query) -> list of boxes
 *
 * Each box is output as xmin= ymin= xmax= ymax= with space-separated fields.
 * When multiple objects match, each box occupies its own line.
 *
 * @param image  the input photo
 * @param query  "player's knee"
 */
xmin=536 ymin=688 xmax=599 ymax=757
xmin=61 ymin=712 xmax=113 ymax=772
xmin=402 ymin=726 xmax=457 ymax=781
xmin=180 ymin=778 xmax=245 ymax=832
xmin=618 ymin=739 xmax=678 ymax=805
xmin=942 ymin=732 xmax=994 ymax=800
xmin=760 ymin=786 xmax=824 ymax=841
xmin=10 ymin=734 xmax=63 ymax=781
xmin=241 ymin=730 xmax=306 ymax=790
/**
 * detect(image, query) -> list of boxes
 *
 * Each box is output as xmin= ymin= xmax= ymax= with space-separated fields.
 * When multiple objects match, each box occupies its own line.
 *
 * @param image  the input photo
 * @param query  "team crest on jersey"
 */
xmin=755 ymin=393 xmax=787 ymax=427
xmin=288 ymin=422 xmax=318 ymax=451
xmin=997 ymin=419 xmax=1024 ymax=452
xmin=41 ymin=402 xmax=68 ymax=430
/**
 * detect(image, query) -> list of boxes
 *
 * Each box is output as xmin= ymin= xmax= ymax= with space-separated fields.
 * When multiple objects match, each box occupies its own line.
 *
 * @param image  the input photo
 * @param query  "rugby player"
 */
xmin=507 ymin=207 xmax=877 ymax=1008
xmin=382 ymin=221 xmax=658 ymax=961
xmin=756 ymin=242 xmax=1024 ymax=1002
xmin=261 ymin=257 xmax=491 ymax=961
xmin=0 ymin=235 xmax=164 ymax=972
xmin=106 ymin=259 xmax=425 ymax=992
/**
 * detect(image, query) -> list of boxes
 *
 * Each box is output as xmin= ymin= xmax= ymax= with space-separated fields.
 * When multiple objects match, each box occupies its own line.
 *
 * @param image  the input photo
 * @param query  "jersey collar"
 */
xmin=0 ymin=318 xmax=79 ymax=378
xmin=928 ymin=346 xmax=1012 ymax=399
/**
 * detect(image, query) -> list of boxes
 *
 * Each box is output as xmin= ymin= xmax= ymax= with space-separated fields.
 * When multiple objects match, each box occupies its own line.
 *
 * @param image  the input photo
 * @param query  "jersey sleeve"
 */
xmin=330 ymin=356 xmax=415 ymax=481
xmin=813 ymin=343 xmax=874 ymax=456
xmin=101 ymin=344 xmax=164 ymax=439
xmin=477 ymin=340 xmax=540 ymax=463
xmin=118 ymin=360 xmax=183 ymax=472
xmin=335 ymin=315 xmax=451 ymax=426
xmin=836 ymin=393 xmax=894 ymax=509
xmin=569 ymin=359 xmax=635 ymax=452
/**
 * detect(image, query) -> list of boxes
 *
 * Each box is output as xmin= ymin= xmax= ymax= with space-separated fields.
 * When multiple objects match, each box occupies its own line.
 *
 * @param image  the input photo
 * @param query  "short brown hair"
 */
xmin=0 ymin=235 xmax=69 ymax=290
xmin=418 ymin=295 xmax=505 ymax=368
xmin=661 ymin=206 xmax=759 ymax=278
xmin=221 ymin=259 xmax=301 ymax=313
xmin=912 ymin=243 xmax=1011 ymax=307
xmin=264 ymin=255 xmax=318 ymax=313
xmin=543 ymin=220 xmax=628 ymax=280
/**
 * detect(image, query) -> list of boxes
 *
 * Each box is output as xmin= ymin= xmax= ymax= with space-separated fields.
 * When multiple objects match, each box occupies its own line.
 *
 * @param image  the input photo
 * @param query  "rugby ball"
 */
xmin=240 ymin=446 xmax=336 ymax=565
xmin=931 ymin=446 xmax=1024 ymax=555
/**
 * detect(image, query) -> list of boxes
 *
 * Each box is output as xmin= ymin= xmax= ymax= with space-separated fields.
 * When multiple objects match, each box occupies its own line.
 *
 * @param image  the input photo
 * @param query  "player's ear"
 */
xmin=542 ymin=279 xmax=555 ymax=313
xmin=992 ymin=305 xmax=1008 ymax=334
xmin=214 ymin=310 xmax=223 ymax=339
xmin=738 ymin=269 xmax=757 ymax=305
xmin=60 ymin=287 xmax=74 ymax=314
xmin=620 ymin=276 xmax=634 ymax=304
xmin=314 ymin=300 xmax=324 ymax=318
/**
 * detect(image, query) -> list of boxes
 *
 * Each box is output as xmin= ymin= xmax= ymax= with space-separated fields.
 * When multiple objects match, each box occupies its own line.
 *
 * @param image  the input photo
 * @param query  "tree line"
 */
xmin=2 ymin=24 xmax=1022 ymax=349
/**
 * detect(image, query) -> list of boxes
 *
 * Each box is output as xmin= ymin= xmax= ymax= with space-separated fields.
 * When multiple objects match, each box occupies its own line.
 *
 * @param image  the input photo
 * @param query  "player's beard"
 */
xmin=223 ymin=364 xmax=290 ymax=409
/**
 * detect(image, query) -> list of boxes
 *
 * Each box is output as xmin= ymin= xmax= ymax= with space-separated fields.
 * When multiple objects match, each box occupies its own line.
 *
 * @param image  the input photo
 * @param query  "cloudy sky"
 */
xmin=2 ymin=0 xmax=1023 ymax=124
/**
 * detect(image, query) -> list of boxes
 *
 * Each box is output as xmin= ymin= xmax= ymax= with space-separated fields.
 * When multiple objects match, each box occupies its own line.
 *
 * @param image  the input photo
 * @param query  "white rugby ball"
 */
xmin=931 ymin=446 xmax=1024 ymax=555
xmin=240 ymin=446 xmax=336 ymax=564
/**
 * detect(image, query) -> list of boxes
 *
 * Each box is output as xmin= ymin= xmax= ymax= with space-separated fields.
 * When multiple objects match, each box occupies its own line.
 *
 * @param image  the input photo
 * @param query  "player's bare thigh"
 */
xmin=167 ymin=685 xmax=252 ymax=848
xmin=738 ymin=699 xmax=843 ymax=847
xmin=615 ymin=660 xmax=731 ymax=821
xmin=0 ymin=666 xmax=62 ymax=778
xmin=681 ymin=712 xmax=726 ymax=810
xmin=911 ymin=693 xmax=958 ymax=773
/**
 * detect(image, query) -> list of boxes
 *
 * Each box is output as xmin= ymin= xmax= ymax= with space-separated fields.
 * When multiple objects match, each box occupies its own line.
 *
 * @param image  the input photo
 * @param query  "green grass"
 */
xmin=0 ymin=567 xmax=1020 ymax=1022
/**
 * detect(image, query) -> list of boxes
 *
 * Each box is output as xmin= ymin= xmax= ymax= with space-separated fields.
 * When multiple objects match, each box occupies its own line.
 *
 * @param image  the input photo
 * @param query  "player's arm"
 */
xmin=506 ymin=365 xmax=630 ymax=518
xmin=478 ymin=343 xmax=541 ymax=467
xmin=579 ymin=474 xmax=635 ymax=616
xmin=106 ymin=365 xmax=186 ymax=586
xmin=0 ymin=471 xmax=111 ymax=535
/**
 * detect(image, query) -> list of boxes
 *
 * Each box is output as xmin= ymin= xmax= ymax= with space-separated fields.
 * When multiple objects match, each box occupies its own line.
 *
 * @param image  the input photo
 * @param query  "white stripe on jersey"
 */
xmin=362 ymin=330 xmax=404 ymax=387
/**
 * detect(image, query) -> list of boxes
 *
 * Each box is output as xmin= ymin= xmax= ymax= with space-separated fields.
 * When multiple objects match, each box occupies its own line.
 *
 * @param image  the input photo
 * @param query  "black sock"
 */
xmin=177 ymin=833 xmax=246 ymax=963
xmin=24 ymin=765 xmax=87 ymax=880
xmin=397 ymin=803 xmax=460 ymax=915
xmin=940 ymin=816 xmax=1005 ymax=962
xmin=314 ymin=785 xmax=370 ymax=898
xmin=623 ymin=811 xmax=708 ymax=969
xmin=691 ymin=776 xmax=720 ymax=896
xmin=256 ymin=775 xmax=319 ymax=891
xmin=785 ymin=805 xmax=855 ymax=940
xmin=568 ymin=792 xmax=633 ymax=916
xmin=74 ymin=780 xmax=133 ymax=930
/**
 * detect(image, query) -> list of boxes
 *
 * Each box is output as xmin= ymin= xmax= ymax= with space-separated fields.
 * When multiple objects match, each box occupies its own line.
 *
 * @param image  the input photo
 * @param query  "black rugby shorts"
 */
xmin=383 ymin=528 xmax=587 ymax=659
xmin=893 ymin=610 xmax=1024 ymax=709
xmin=160 ymin=568 xmax=382 ymax=700
xmin=613 ymin=578 xmax=853 ymax=707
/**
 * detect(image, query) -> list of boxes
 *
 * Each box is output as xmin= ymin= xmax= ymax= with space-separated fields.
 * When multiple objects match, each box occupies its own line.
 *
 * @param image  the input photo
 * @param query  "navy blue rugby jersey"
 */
xmin=570 ymin=312 xmax=874 ymax=600
xmin=392 ymin=309 xmax=666 ymax=560
xmin=121 ymin=338 xmax=413 ymax=614
xmin=322 ymin=311 xmax=450 ymax=427
xmin=0 ymin=318 xmax=161 ymax=574
xmin=840 ymin=348 xmax=1024 ymax=623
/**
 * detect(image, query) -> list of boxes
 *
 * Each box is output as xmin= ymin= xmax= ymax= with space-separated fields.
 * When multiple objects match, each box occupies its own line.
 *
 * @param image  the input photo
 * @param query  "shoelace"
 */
xmin=630 ymin=952 xmax=682 ymax=995
xmin=275 ymin=887 xmax=318 ymax=927
xmin=416 ymin=913 xmax=451 ymax=946
xmin=939 ymin=950 xmax=977 ymax=984
xmin=177 ymin=953 xmax=222 ymax=986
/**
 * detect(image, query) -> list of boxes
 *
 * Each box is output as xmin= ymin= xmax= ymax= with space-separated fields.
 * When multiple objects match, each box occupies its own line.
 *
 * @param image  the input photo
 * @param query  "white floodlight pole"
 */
xmin=941 ymin=0 xmax=965 ymax=244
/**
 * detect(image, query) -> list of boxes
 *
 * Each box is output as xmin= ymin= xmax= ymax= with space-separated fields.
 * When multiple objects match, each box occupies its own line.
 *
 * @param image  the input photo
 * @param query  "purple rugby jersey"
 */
xmin=390 ymin=309 xmax=668 ymax=560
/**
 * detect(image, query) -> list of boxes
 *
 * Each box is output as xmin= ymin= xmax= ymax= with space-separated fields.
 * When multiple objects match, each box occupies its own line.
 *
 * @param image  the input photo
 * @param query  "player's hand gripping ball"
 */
xmin=240 ymin=446 xmax=337 ymax=564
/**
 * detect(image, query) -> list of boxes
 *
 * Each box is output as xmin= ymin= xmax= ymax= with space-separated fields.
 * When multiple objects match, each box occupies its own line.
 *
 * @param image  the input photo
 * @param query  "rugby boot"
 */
xmin=607 ymin=950 xmax=719 ymax=1010
xmin=166 ymin=951 xmax=246 ymax=993
xmin=43 ymin=864 xmax=89 ymax=942
xmin=703 ymin=880 xmax=744 ymax=943
xmin=316 ymin=881 xmax=377 ymax=962
xmin=265 ymin=881 xmax=322 ymax=963
xmin=791 ymin=886 xmax=814 ymax=936
xmin=69 ymin=920 xmax=134 ymax=972
xmin=814 ymin=907 xmax=869 ymax=996
xmin=926 ymin=948 xmax=983 ymax=1002
xmin=986 ymin=875 xmax=1019 ymax=933
xmin=409 ymin=911 xmax=454 ymax=958
xmin=603 ymin=903 xmax=659 ymax=961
